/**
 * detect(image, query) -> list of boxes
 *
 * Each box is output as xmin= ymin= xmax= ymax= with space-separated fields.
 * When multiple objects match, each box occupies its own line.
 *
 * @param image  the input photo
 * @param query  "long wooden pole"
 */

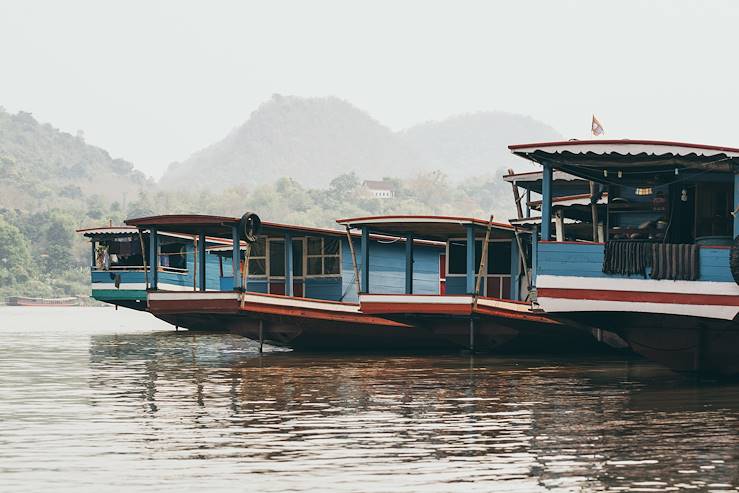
xmin=345 ymin=226 xmax=362 ymax=299
xmin=508 ymin=168 xmax=524 ymax=220
xmin=473 ymin=214 xmax=494 ymax=310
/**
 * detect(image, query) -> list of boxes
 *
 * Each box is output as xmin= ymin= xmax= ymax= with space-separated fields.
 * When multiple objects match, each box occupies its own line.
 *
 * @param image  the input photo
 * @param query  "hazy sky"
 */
xmin=1 ymin=1 xmax=738 ymax=179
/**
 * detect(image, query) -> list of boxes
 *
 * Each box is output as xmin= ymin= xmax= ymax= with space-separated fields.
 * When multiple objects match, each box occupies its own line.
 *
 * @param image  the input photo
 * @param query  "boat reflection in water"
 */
xmin=87 ymin=331 xmax=739 ymax=492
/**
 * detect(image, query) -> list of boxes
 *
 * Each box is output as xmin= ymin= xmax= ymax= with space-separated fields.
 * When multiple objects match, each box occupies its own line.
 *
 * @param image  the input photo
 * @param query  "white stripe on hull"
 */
xmin=538 ymin=297 xmax=739 ymax=321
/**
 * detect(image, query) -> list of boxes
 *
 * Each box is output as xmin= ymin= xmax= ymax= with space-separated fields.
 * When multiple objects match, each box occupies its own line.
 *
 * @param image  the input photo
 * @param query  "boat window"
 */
xmin=248 ymin=237 xmax=267 ymax=276
xmin=306 ymin=236 xmax=342 ymax=276
xmin=269 ymin=240 xmax=285 ymax=277
xmin=160 ymin=241 xmax=187 ymax=271
xmin=694 ymin=182 xmax=732 ymax=239
xmin=95 ymin=237 xmax=145 ymax=270
xmin=448 ymin=241 xmax=467 ymax=274
xmin=447 ymin=239 xmax=512 ymax=276
xmin=292 ymin=239 xmax=303 ymax=277
xmin=307 ymin=237 xmax=322 ymax=256
xmin=488 ymin=242 xmax=512 ymax=275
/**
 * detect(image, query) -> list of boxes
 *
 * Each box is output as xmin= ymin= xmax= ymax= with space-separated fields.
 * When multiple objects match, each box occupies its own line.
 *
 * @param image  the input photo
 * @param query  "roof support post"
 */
xmin=405 ymin=233 xmax=414 ymax=294
xmin=525 ymin=189 xmax=531 ymax=218
xmin=198 ymin=230 xmax=206 ymax=291
xmin=734 ymin=173 xmax=739 ymax=238
xmin=285 ymin=232 xmax=293 ymax=297
xmin=466 ymin=225 xmax=475 ymax=294
xmin=231 ymin=225 xmax=242 ymax=291
xmin=541 ymin=162 xmax=553 ymax=241
xmin=90 ymin=241 xmax=96 ymax=268
xmin=148 ymin=228 xmax=158 ymax=290
xmin=360 ymin=226 xmax=369 ymax=293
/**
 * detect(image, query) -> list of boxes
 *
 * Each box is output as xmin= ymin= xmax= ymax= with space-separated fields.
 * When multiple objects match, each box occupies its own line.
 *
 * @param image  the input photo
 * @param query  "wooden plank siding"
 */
xmin=341 ymin=237 xmax=441 ymax=302
xmin=537 ymin=241 xmax=732 ymax=282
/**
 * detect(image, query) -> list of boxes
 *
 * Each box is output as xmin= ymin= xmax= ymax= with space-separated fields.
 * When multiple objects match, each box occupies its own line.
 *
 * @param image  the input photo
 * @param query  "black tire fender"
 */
xmin=239 ymin=212 xmax=261 ymax=243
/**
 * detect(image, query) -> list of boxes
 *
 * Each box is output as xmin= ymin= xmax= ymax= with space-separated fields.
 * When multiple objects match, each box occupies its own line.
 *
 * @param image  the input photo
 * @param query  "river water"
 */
xmin=1 ymin=307 xmax=738 ymax=492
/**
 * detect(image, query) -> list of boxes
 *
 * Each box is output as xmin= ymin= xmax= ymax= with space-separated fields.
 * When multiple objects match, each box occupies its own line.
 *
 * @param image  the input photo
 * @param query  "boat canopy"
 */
xmin=509 ymin=139 xmax=739 ymax=185
xmin=336 ymin=215 xmax=515 ymax=241
xmin=124 ymin=214 xmax=353 ymax=239
xmin=502 ymin=169 xmax=584 ymax=195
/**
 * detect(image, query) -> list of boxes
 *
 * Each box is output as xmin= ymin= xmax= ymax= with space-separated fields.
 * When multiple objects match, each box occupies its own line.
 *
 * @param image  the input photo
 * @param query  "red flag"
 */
xmin=591 ymin=115 xmax=604 ymax=136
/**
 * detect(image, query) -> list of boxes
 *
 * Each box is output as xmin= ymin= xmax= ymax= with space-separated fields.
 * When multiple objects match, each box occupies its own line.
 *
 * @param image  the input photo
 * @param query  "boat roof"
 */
xmin=336 ymin=215 xmax=515 ymax=242
xmin=502 ymin=169 xmax=589 ymax=195
xmin=124 ymin=214 xmax=351 ymax=238
xmin=509 ymin=139 xmax=739 ymax=185
xmin=76 ymin=226 xmax=203 ymax=242
xmin=528 ymin=192 xmax=608 ymax=210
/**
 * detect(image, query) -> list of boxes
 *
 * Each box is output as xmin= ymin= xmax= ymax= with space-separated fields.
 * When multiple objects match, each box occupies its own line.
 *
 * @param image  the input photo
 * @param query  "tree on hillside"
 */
xmin=0 ymin=217 xmax=35 ymax=287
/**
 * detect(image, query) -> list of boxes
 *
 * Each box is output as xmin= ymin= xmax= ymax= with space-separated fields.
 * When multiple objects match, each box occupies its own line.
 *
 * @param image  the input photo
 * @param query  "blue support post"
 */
xmin=360 ymin=226 xmax=369 ymax=293
xmin=466 ymin=225 xmax=475 ymax=294
xmin=198 ymin=230 xmax=206 ymax=291
xmin=734 ymin=174 xmax=739 ymax=238
xmin=405 ymin=233 xmax=414 ymax=294
xmin=231 ymin=225 xmax=242 ymax=291
xmin=285 ymin=232 xmax=293 ymax=297
xmin=525 ymin=189 xmax=531 ymax=218
xmin=148 ymin=228 xmax=158 ymax=290
xmin=541 ymin=163 xmax=553 ymax=241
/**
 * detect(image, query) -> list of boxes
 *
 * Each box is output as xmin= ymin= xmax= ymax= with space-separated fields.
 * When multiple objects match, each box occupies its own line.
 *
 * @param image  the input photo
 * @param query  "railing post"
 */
xmin=541 ymin=162 xmax=553 ymax=241
xmin=232 ymin=225 xmax=242 ymax=291
xmin=360 ymin=226 xmax=369 ymax=293
xmin=466 ymin=224 xmax=475 ymax=294
xmin=405 ymin=233 xmax=414 ymax=294
xmin=148 ymin=228 xmax=158 ymax=290
xmin=198 ymin=230 xmax=206 ymax=291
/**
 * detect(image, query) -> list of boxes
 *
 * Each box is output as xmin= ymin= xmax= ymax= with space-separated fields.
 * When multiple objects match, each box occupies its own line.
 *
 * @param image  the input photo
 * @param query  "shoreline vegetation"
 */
xmin=1 ymin=171 xmax=514 ymax=298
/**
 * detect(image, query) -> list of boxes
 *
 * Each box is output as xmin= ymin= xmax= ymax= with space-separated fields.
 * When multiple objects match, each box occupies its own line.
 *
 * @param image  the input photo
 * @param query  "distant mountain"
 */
xmin=162 ymin=95 xmax=562 ymax=190
xmin=162 ymin=95 xmax=420 ymax=190
xmin=399 ymin=111 xmax=562 ymax=178
xmin=0 ymin=109 xmax=148 ymax=212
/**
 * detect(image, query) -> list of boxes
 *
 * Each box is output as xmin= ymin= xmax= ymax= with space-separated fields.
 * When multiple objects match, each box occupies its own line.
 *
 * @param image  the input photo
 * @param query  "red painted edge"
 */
xmin=538 ymin=287 xmax=739 ymax=306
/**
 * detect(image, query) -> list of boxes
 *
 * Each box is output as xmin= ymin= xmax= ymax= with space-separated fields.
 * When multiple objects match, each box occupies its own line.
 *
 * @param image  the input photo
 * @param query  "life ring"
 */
xmin=731 ymin=235 xmax=739 ymax=284
xmin=239 ymin=212 xmax=261 ymax=243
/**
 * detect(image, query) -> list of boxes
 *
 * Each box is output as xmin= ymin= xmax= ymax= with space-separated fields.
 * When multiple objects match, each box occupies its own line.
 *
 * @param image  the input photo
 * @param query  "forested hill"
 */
xmin=0 ymin=108 xmax=150 ymax=213
xmin=162 ymin=95 xmax=561 ymax=190
xmin=162 ymin=95 xmax=419 ymax=190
